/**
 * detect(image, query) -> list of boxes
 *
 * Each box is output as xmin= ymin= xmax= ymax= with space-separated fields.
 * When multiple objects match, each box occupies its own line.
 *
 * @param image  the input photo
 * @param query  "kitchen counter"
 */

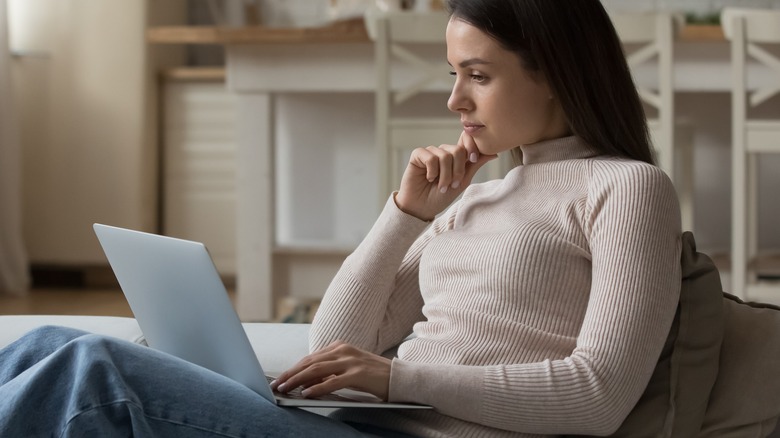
xmin=147 ymin=20 xmax=724 ymax=45
xmin=146 ymin=18 xmax=370 ymax=45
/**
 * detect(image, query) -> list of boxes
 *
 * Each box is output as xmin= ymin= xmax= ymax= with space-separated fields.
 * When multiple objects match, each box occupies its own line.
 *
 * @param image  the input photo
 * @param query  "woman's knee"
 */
xmin=64 ymin=333 xmax=145 ymax=372
xmin=18 ymin=325 xmax=91 ymax=347
xmin=0 ymin=325 xmax=93 ymax=378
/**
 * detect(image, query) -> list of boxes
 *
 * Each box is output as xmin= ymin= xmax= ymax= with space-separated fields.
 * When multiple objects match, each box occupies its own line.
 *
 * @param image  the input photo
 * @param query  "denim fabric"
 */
xmin=0 ymin=326 xmax=415 ymax=438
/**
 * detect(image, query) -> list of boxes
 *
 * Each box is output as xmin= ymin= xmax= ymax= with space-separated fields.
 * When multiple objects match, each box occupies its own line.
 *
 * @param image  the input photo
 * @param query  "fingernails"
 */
xmin=439 ymin=186 xmax=448 ymax=194
xmin=469 ymin=153 xmax=478 ymax=163
xmin=301 ymin=389 xmax=312 ymax=398
xmin=451 ymin=180 xmax=460 ymax=189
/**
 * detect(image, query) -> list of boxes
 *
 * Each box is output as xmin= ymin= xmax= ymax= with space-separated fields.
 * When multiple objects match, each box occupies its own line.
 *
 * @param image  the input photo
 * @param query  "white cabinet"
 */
xmin=162 ymin=81 xmax=366 ymax=309
xmin=274 ymin=93 xmax=378 ymax=249
xmin=162 ymin=80 xmax=238 ymax=275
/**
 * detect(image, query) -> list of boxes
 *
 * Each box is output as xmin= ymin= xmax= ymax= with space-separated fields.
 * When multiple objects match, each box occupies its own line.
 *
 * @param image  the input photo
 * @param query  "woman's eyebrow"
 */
xmin=447 ymin=58 xmax=493 ymax=68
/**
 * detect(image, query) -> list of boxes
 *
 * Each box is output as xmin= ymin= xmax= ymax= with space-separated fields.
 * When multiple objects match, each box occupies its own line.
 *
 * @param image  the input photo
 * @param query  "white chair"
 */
xmin=722 ymin=8 xmax=780 ymax=304
xmin=366 ymin=10 xmax=511 ymax=210
xmin=610 ymin=12 xmax=695 ymax=233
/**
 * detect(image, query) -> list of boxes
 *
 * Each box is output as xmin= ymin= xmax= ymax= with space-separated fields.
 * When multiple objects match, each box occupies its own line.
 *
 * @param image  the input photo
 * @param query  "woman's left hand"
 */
xmin=270 ymin=341 xmax=392 ymax=400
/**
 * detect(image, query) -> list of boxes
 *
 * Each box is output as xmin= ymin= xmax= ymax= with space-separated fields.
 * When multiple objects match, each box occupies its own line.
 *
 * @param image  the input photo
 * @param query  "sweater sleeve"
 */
xmin=387 ymin=163 xmax=682 ymax=435
xmin=309 ymin=195 xmax=460 ymax=355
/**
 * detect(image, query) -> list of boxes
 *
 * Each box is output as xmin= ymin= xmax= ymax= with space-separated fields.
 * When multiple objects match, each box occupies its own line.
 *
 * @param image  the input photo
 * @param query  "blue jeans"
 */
xmin=0 ymin=326 xmax=416 ymax=438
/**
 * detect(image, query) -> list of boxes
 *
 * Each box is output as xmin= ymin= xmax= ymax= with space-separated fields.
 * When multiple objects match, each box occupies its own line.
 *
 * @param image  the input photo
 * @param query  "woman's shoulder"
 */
xmin=586 ymin=156 xmax=678 ymax=207
xmin=590 ymin=156 xmax=672 ymax=187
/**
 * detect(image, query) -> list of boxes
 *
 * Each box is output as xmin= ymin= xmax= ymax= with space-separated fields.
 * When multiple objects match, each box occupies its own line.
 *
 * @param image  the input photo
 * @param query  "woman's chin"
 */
xmin=475 ymin=142 xmax=512 ymax=157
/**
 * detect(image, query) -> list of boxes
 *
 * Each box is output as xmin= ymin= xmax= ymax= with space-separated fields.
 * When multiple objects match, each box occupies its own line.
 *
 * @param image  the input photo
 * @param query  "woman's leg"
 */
xmin=0 ymin=325 xmax=88 ymax=385
xmin=0 ymin=326 xmax=376 ymax=437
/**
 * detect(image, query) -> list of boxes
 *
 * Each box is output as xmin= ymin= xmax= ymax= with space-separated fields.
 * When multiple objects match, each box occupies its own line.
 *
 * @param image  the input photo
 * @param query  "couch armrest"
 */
xmin=0 ymin=316 xmax=313 ymax=374
xmin=0 ymin=315 xmax=145 ymax=348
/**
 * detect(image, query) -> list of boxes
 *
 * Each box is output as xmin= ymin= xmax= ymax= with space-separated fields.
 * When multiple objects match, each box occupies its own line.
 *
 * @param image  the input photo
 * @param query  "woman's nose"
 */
xmin=447 ymin=82 xmax=471 ymax=113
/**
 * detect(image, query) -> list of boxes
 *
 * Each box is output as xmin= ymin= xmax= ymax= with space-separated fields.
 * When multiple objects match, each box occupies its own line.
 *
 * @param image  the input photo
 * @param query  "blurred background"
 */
xmin=1 ymin=0 xmax=779 ymax=320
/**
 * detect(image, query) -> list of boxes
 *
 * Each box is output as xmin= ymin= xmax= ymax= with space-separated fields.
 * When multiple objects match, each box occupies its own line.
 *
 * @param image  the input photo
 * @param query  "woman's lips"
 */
xmin=462 ymin=124 xmax=484 ymax=135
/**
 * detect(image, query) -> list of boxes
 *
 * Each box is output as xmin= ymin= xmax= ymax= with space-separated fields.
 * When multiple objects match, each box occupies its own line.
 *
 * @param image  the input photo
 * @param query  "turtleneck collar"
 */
xmin=518 ymin=136 xmax=600 ymax=165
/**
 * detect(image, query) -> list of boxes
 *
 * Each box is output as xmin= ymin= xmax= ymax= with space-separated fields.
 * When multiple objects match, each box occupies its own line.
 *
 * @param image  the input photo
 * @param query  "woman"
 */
xmin=0 ymin=1 xmax=681 ymax=436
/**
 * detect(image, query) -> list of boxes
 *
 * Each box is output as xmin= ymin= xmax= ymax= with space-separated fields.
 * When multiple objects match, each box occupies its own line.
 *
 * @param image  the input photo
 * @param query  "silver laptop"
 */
xmin=93 ymin=223 xmax=430 ymax=410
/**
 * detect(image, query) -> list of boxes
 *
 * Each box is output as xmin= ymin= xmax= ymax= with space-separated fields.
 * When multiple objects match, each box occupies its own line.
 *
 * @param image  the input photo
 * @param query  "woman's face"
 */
xmin=446 ymin=18 xmax=569 ymax=155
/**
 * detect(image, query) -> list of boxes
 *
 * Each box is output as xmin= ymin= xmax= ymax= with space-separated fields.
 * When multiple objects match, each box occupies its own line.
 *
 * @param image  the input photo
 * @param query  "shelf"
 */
xmin=678 ymin=24 xmax=725 ymax=42
xmin=161 ymin=67 xmax=226 ymax=81
xmin=146 ymin=18 xmax=369 ymax=45
xmin=274 ymin=243 xmax=355 ymax=257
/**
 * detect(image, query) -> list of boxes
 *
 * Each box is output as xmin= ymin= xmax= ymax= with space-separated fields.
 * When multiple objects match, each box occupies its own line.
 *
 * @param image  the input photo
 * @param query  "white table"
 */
xmin=187 ymin=24 xmax=771 ymax=321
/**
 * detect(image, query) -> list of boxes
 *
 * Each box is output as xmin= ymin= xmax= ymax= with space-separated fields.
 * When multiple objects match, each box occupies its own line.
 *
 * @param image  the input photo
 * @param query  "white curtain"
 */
xmin=0 ymin=0 xmax=29 ymax=295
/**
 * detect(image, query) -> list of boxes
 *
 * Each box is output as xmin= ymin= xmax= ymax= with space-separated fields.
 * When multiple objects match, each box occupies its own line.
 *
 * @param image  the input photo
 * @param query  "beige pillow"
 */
xmin=698 ymin=294 xmax=780 ymax=437
xmin=564 ymin=231 xmax=780 ymax=437
xmin=665 ymin=232 xmax=725 ymax=437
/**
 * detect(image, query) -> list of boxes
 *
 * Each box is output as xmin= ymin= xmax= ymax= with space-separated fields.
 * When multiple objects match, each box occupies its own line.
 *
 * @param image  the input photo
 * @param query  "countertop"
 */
xmin=147 ymin=19 xmax=724 ymax=45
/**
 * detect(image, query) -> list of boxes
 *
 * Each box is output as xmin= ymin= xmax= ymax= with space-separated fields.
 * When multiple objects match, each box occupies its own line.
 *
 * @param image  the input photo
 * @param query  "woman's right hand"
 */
xmin=395 ymin=132 xmax=496 ymax=221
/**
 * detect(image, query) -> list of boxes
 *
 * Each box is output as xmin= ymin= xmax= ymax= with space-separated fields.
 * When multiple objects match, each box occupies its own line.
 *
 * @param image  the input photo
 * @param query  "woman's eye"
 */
xmin=449 ymin=71 xmax=487 ymax=83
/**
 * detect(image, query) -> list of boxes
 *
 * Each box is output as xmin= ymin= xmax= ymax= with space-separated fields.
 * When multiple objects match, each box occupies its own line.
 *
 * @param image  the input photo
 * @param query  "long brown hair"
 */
xmin=446 ymin=0 xmax=655 ymax=165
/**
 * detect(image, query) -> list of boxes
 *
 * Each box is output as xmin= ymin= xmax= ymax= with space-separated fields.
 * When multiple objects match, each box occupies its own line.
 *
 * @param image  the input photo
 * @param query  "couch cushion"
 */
xmin=587 ymin=231 xmax=725 ymax=438
xmin=666 ymin=232 xmax=725 ymax=436
xmin=698 ymin=295 xmax=780 ymax=437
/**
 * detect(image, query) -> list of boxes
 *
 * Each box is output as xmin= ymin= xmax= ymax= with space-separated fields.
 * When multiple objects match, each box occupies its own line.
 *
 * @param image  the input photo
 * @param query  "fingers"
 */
xmin=271 ymin=341 xmax=343 ymax=391
xmin=414 ymin=132 xmax=483 ymax=192
xmin=458 ymin=131 xmax=480 ymax=164
xmin=411 ymin=143 xmax=468 ymax=193
xmin=271 ymin=341 xmax=391 ymax=400
xmin=280 ymin=343 xmax=345 ymax=389
xmin=457 ymin=132 xmax=499 ymax=184
xmin=462 ymin=152 xmax=498 ymax=185
xmin=427 ymin=145 xmax=467 ymax=192
xmin=395 ymin=131 xmax=496 ymax=221
xmin=279 ymin=361 xmax=344 ymax=397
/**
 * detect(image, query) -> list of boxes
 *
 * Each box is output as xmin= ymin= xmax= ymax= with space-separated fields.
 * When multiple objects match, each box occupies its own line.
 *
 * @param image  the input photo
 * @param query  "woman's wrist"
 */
xmin=393 ymin=192 xmax=433 ymax=222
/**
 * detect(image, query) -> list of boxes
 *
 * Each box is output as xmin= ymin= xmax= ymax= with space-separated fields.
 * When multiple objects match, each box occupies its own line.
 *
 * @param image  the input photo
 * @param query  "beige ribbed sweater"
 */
xmin=310 ymin=136 xmax=682 ymax=437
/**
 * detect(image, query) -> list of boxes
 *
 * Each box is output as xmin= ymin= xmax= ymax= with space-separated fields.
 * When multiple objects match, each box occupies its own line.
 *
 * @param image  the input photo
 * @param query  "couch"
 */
xmin=2 ymin=232 xmax=780 ymax=437
xmin=1 ymin=311 xmax=779 ymax=437
xmin=0 ymin=315 xmax=310 ymax=377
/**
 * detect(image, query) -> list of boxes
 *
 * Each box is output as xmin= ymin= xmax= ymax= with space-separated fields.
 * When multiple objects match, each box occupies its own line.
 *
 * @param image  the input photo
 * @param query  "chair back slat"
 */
xmin=723 ymin=9 xmax=780 ymax=108
xmin=723 ymin=9 xmax=780 ymax=43
xmin=722 ymin=7 xmax=780 ymax=302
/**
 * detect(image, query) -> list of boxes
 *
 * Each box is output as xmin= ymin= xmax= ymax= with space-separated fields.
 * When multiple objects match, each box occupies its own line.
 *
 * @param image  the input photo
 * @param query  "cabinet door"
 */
xmin=163 ymin=81 xmax=237 ymax=276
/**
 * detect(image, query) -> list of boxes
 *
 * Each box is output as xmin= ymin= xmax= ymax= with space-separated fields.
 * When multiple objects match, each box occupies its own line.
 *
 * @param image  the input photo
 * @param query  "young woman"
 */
xmin=0 ymin=1 xmax=681 ymax=436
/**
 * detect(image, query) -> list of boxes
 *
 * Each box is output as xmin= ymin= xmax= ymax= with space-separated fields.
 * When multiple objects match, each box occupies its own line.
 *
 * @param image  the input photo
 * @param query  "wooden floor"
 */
xmin=0 ymin=287 xmax=315 ymax=323
xmin=0 ymin=266 xmax=240 ymax=319
xmin=0 ymin=287 xmax=134 ymax=317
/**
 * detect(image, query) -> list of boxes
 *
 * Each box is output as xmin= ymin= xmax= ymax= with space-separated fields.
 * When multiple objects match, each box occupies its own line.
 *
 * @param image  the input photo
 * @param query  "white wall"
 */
xmin=9 ymin=0 xmax=184 ymax=265
xmin=679 ymin=92 xmax=780 ymax=253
